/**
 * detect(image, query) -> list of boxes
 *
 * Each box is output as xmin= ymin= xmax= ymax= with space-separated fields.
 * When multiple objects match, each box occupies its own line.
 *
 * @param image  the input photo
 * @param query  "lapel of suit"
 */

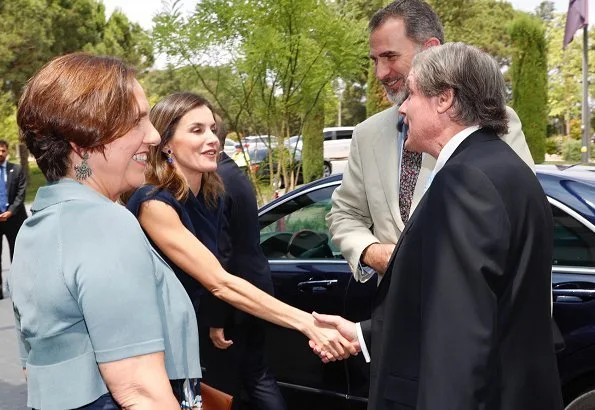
xmin=372 ymin=106 xmax=405 ymax=232
xmin=375 ymin=199 xmax=423 ymax=296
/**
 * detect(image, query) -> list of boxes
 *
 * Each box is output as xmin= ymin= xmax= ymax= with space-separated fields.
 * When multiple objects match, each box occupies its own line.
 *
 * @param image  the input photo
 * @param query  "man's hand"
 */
xmin=361 ymin=243 xmax=395 ymax=274
xmin=308 ymin=312 xmax=360 ymax=363
xmin=301 ymin=313 xmax=358 ymax=362
xmin=0 ymin=211 xmax=12 ymax=222
xmin=209 ymin=327 xmax=233 ymax=350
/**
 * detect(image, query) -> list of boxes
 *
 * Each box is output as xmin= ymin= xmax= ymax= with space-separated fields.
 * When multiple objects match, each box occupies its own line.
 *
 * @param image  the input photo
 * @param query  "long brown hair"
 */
xmin=147 ymin=92 xmax=224 ymax=207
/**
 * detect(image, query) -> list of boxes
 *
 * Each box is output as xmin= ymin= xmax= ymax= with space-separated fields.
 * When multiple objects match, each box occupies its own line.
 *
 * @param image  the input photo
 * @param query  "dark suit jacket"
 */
xmin=361 ymin=129 xmax=563 ymax=410
xmin=5 ymin=161 xmax=27 ymax=222
xmin=201 ymin=153 xmax=274 ymax=328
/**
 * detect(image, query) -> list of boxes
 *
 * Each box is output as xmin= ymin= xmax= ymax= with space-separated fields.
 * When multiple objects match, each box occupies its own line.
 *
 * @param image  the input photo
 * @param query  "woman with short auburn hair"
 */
xmin=10 ymin=53 xmax=200 ymax=410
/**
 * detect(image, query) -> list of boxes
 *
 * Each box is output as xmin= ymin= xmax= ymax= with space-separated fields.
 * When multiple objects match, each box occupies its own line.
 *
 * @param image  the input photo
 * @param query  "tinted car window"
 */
xmin=260 ymin=185 xmax=342 ymax=260
xmin=336 ymin=130 xmax=353 ymax=140
xmin=248 ymin=147 xmax=268 ymax=163
xmin=552 ymin=204 xmax=595 ymax=267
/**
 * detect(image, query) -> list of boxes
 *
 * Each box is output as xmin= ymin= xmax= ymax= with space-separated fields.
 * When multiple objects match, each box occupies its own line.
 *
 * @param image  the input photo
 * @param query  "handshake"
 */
xmin=306 ymin=312 xmax=361 ymax=363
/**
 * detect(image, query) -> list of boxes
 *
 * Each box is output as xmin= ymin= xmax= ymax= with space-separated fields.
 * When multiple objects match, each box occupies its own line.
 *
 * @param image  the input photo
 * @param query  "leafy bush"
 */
xmin=545 ymin=136 xmax=562 ymax=155
xmin=561 ymin=139 xmax=582 ymax=162
xmin=569 ymin=118 xmax=582 ymax=140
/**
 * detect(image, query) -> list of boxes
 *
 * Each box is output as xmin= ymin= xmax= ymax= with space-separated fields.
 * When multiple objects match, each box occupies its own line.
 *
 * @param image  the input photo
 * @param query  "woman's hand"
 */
xmin=209 ymin=327 xmax=233 ymax=350
xmin=300 ymin=313 xmax=359 ymax=361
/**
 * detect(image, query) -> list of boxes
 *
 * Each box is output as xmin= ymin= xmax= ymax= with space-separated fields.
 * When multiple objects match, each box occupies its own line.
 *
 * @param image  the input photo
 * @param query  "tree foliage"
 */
xmin=0 ymin=0 xmax=153 ymax=172
xmin=544 ymin=12 xmax=594 ymax=137
xmin=153 ymin=0 xmax=366 ymax=192
xmin=509 ymin=13 xmax=548 ymax=163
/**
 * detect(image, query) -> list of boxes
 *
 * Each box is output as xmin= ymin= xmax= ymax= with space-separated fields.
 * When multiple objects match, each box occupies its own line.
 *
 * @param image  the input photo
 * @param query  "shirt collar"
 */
xmin=1 ymin=160 xmax=7 ymax=168
xmin=433 ymin=125 xmax=481 ymax=176
xmin=31 ymin=178 xmax=112 ymax=212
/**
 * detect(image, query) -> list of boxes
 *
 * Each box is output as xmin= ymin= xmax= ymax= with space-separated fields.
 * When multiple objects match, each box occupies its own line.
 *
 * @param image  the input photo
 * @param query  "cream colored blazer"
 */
xmin=326 ymin=105 xmax=535 ymax=279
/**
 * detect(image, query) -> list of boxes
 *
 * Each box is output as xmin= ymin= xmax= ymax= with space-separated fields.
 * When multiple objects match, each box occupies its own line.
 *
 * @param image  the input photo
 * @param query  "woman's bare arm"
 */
xmin=138 ymin=200 xmax=356 ymax=360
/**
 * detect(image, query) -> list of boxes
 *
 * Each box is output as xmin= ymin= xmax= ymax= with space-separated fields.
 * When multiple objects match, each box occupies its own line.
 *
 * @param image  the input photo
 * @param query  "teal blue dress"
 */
xmin=8 ymin=179 xmax=201 ymax=410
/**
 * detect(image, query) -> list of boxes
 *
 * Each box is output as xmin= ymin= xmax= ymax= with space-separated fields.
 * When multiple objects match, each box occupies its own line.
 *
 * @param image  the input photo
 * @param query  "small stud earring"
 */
xmin=166 ymin=149 xmax=174 ymax=164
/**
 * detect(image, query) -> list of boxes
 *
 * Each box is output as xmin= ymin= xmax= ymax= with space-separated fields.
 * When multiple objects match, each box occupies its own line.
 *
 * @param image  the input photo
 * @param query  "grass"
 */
xmin=25 ymin=162 xmax=47 ymax=204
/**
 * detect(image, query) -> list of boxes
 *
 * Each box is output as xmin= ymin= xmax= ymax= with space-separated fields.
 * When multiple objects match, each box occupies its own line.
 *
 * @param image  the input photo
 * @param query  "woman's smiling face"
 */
xmin=166 ymin=105 xmax=220 ymax=177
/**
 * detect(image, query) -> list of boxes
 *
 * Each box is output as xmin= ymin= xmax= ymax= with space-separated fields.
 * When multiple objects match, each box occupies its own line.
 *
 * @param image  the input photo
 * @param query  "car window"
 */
xmin=552 ymin=204 xmax=595 ymax=267
xmin=259 ymin=185 xmax=343 ymax=260
xmin=336 ymin=130 xmax=353 ymax=140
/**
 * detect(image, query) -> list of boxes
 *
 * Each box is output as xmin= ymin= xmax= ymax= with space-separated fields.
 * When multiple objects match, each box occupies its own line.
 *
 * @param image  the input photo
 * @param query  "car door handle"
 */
xmin=553 ymin=288 xmax=595 ymax=302
xmin=298 ymin=279 xmax=338 ymax=293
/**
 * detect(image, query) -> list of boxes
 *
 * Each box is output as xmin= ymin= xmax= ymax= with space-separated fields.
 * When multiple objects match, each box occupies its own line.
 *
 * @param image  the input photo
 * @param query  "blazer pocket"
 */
xmin=384 ymin=373 xmax=418 ymax=408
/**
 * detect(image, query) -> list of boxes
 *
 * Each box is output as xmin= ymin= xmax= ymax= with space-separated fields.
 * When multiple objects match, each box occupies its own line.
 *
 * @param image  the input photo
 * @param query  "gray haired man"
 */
xmin=315 ymin=42 xmax=562 ymax=410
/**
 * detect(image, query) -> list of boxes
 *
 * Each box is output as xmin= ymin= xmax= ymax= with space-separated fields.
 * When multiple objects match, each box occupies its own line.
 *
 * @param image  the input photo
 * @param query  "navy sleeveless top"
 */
xmin=126 ymin=185 xmax=223 ymax=312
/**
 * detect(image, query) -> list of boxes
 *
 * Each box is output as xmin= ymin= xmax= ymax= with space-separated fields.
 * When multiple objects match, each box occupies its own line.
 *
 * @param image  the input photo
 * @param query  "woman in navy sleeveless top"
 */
xmin=125 ymin=93 xmax=358 ymax=396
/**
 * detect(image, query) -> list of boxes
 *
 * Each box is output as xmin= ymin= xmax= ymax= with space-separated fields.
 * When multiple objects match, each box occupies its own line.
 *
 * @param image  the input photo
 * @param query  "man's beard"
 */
xmin=383 ymin=84 xmax=408 ymax=105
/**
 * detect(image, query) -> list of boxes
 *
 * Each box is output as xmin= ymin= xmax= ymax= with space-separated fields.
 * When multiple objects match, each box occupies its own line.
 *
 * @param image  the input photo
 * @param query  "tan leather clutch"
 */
xmin=200 ymin=382 xmax=233 ymax=410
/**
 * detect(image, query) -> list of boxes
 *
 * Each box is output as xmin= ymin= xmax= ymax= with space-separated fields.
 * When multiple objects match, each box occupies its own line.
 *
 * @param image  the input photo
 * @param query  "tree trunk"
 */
xmin=302 ymin=98 xmax=325 ymax=184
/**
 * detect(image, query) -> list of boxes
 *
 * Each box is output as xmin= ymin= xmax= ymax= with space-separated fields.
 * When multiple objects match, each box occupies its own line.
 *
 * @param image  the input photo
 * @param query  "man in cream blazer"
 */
xmin=326 ymin=0 xmax=535 ymax=281
xmin=327 ymin=105 xmax=534 ymax=280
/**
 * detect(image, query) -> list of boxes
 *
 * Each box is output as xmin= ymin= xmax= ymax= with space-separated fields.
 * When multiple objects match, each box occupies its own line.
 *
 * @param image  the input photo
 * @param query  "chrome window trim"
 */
xmin=258 ymin=180 xmax=341 ymax=217
xmin=268 ymin=259 xmax=349 ymax=265
xmin=548 ymin=196 xmax=595 ymax=233
xmin=552 ymin=266 xmax=595 ymax=275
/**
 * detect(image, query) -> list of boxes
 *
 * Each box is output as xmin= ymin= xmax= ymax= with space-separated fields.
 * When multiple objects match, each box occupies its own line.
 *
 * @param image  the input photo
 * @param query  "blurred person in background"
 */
xmin=0 ymin=139 xmax=27 ymax=300
xmin=195 ymin=113 xmax=286 ymax=409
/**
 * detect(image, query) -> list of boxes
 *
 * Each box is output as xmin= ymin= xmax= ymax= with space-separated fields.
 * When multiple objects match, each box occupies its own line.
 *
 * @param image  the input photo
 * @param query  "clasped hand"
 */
xmin=307 ymin=312 xmax=360 ymax=363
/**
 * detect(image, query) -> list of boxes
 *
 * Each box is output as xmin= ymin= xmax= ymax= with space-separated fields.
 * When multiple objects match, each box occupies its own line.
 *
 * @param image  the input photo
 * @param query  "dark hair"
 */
xmin=369 ymin=0 xmax=444 ymax=45
xmin=147 ymin=92 xmax=224 ymax=207
xmin=214 ymin=113 xmax=228 ymax=149
xmin=17 ymin=53 xmax=139 ymax=182
xmin=0 ymin=140 xmax=8 ymax=149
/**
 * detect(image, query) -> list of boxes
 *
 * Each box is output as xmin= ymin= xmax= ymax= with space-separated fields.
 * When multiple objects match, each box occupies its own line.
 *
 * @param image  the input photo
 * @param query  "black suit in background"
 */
xmin=361 ymin=130 xmax=563 ymax=410
xmin=199 ymin=152 xmax=286 ymax=410
xmin=0 ymin=161 xmax=27 ymax=298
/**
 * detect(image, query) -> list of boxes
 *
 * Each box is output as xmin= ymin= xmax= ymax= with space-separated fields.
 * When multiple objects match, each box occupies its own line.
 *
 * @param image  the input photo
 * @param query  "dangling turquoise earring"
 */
xmin=74 ymin=152 xmax=92 ymax=180
xmin=166 ymin=149 xmax=174 ymax=164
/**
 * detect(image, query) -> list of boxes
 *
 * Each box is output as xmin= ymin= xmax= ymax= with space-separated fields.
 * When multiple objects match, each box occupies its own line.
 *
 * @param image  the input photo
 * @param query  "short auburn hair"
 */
xmin=17 ymin=53 xmax=140 ymax=181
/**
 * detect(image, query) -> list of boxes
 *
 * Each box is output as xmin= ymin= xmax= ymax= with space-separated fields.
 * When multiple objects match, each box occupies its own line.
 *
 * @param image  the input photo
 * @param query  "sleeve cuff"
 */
xmin=356 ymin=322 xmax=371 ymax=363
xmin=356 ymin=262 xmax=377 ymax=283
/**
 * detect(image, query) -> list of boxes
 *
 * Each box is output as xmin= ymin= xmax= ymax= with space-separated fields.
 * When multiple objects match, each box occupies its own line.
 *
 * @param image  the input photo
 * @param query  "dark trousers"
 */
xmin=200 ymin=318 xmax=287 ymax=410
xmin=0 ymin=217 xmax=23 ymax=297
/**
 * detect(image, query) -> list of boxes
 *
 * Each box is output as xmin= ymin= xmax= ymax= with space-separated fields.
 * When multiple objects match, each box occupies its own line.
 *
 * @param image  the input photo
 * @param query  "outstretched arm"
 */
xmin=138 ymin=200 xmax=357 ymax=360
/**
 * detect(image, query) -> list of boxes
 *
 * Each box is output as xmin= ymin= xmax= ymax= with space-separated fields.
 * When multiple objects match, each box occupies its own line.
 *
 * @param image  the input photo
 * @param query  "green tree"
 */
xmin=545 ymin=13 xmax=594 ymax=137
xmin=153 ymin=0 xmax=365 ymax=193
xmin=0 ymin=0 xmax=153 ymax=174
xmin=86 ymin=10 xmax=154 ymax=71
xmin=509 ymin=13 xmax=548 ymax=163
xmin=535 ymin=0 xmax=555 ymax=23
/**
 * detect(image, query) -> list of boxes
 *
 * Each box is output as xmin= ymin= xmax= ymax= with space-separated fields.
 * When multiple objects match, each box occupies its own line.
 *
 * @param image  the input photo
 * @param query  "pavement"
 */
xmin=0 ymin=236 xmax=28 ymax=410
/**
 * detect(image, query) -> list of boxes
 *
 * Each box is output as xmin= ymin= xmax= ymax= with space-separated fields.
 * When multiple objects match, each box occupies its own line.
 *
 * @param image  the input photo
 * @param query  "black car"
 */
xmin=258 ymin=166 xmax=595 ymax=410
